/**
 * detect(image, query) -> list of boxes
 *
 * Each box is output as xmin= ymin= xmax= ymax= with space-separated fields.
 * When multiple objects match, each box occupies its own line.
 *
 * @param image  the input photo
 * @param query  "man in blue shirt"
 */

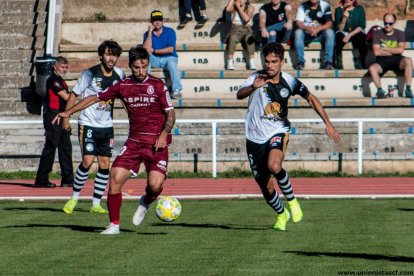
xmin=143 ymin=10 xmax=183 ymax=99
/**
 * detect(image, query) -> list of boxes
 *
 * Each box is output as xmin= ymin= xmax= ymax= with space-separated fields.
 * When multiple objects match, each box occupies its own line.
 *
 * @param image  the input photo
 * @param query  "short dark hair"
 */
xmin=54 ymin=56 xmax=68 ymax=64
xmin=262 ymin=42 xmax=284 ymax=61
xmin=97 ymin=40 xmax=122 ymax=57
xmin=128 ymin=46 xmax=149 ymax=64
xmin=383 ymin=13 xmax=397 ymax=22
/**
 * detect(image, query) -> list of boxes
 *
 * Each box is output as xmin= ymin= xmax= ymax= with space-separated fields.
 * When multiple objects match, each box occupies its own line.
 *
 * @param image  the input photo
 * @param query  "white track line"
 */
xmin=1 ymin=194 xmax=414 ymax=201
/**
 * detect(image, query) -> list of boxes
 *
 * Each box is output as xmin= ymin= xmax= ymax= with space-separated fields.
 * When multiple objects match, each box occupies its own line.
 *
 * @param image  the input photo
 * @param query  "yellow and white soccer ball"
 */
xmin=155 ymin=196 xmax=181 ymax=222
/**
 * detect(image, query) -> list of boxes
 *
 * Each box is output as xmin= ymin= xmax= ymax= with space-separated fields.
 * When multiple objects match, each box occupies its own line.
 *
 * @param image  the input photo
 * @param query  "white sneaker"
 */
xmin=132 ymin=197 xmax=148 ymax=226
xmin=227 ymin=59 xmax=234 ymax=70
xmin=100 ymin=223 xmax=120 ymax=235
xmin=171 ymin=89 xmax=182 ymax=99
xmin=249 ymin=58 xmax=257 ymax=70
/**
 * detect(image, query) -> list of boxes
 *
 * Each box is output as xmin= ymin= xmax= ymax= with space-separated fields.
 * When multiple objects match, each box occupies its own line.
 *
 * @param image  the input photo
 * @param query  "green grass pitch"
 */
xmin=0 ymin=199 xmax=413 ymax=275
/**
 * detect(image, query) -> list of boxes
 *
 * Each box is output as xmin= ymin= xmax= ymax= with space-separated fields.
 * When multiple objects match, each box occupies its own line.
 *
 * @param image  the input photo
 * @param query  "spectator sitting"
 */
xmin=179 ymin=0 xmax=209 ymax=29
xmin=369 ymin=13 xmax=413 ymax=99
xmin=334 ymin=0 xmax=367 ymax=69
xmin=259 ymin=0 xmax=293 ymax=45
xmin=143 ymin=10 xmax=183 ymax=99
xmin=294 ymin=0 xmax=335 ymax=70
xmin=225 ymin=0 xmax=257 ymax=70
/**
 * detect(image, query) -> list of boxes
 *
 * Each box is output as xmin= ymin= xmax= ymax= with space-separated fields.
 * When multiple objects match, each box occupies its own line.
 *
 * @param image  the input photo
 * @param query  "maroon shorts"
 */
xmin=112 ymin=139 xmax=169 ymax=176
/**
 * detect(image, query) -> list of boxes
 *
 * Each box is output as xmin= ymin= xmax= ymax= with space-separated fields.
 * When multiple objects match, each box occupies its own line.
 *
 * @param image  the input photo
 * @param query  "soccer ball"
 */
xmin=155 ymin=196 xmax=181 ymax=222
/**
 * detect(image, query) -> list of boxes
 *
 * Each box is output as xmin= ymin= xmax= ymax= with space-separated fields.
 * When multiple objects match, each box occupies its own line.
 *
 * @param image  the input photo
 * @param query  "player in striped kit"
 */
xmin=62 ymin=40 xmax=125 ymax=214
xmin=237 ymin=43 xmax=340 ymax=231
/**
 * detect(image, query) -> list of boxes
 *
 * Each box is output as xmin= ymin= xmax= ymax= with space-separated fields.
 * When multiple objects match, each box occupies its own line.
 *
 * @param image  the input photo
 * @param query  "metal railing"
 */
xmin=1 ymin=118 xmax=413 ymax=176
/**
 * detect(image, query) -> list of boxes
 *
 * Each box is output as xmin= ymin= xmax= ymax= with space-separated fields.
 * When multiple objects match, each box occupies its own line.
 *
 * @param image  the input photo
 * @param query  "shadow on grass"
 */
xmin=152 ymin=222 xmax=270 ymax=230
xmin=1 ymin=223 xmax=133 ymax=233
xmin=0 ymin=181 xmax=35 ymax=188
xmin=2 ymin=207 xmax=87 ymax=213
xmin=397 ymin=208 xmax=414 ymax=212
xmin=285 ymin=250 xmax=414 ymax=263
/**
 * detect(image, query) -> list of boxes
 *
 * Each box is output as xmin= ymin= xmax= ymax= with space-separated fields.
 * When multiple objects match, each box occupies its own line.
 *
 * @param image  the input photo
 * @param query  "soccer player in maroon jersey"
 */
xmin=52 ymin=46 xmax=176 ymax=234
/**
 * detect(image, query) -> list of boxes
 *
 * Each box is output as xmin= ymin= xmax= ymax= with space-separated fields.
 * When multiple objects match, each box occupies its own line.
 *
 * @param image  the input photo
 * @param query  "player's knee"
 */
xmin=268 ymin=163 xmax=282 ymax=174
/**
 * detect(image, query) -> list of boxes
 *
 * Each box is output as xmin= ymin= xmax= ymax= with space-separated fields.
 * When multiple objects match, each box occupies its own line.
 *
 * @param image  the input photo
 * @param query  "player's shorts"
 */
xmin=78 ymin=124 xmax=114 ymax=157
xmin=375 ymin=55 xmax=404 ymax=73
xmin=246 ymin=133 xmax=289 ymax=185
xmin=112 ymin=138 xmax=169 ymax=176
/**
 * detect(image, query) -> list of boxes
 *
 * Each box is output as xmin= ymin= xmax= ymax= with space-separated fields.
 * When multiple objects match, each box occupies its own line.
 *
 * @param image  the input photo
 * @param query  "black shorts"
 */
xmin=375 ymin=55 xmax=404 ymax=73
xmin=246 ymin=133 xmax=289 ymax=185
xmin=78 ymin=124 xmax=114 ymax=157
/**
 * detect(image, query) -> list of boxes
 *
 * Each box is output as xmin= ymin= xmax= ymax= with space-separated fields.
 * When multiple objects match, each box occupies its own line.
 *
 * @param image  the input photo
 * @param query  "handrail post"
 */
xmin=212 ymin=121 xmax=217 ymax=178
xmin=46 ymin=0 xmax=57 ymax=55
xmin=358 ymin=121 xmax=364 ymax=175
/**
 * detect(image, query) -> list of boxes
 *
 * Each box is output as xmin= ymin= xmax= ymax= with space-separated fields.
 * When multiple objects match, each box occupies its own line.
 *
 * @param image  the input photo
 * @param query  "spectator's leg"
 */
xmin=322 ymin=28 xmax=335 ymax=64
xmin=335 ymin=32 xmax=345 ymax=69
xmin=294 ymin=29 xmax=306 ymax=67
xmin=149 ymin=54 xmax=162 ymax=73
xmin=226 ymin=30 xmax=239 ymax=70
xmin=369 ymin=63 xmax=383 ymax=89
xmin=350 ymin=32 xmax=367 ymax=69
xmin=266 ymin=22 xmax=286 ymax=43
xmin=184 ymin=0 xmax=192 ymax=16
xmin=243 ymin=31 xmax=257 ymax=70
xmin=400 ymin=57 xmax=413 ymax=98
xmin=164 ymin=56 xmax=183 ymax=92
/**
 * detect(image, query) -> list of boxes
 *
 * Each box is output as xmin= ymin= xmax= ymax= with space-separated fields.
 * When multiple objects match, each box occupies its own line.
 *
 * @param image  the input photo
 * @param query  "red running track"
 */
xmin=0 ymin=177 xmax=413 ymax=199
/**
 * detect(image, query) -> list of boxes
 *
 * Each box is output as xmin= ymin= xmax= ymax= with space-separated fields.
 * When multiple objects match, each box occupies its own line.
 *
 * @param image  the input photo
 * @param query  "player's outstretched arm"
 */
xmin=306 ymin=93 xmax=341 ymax=143
xmin=155 ymin=109 xmax=176 ymax=151
xmin=237 ymin=74 xmax=269 ymax=100
xmin=62 ymin=92 xmax=78 ymax=131
xmin=51 ymin=95 xmax=100 ymax=125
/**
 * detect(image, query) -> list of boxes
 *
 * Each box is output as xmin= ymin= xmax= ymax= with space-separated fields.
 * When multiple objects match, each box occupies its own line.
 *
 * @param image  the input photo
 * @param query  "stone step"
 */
xmin=0 ymin=23 xmax=46 ymax=37
xmin=0 ymin=12 xmax=47 ymax=25
xmin=0 ymin=101 xmax=37 ymax=116
xmin=63 ymin=48 xmax=414 ymax=71
xmin=0 ymin=0 xmax=47 ymax=13
xmin=0 ymin=89 xmax=26 ymax=102
xmin=0 ymin=62 xmax=33 ymax=76
xmin=63 ymin=71 xmax=407 ymax=99
xmin=0 ymin=36 xmax=45 ymax=50
xmin=60 ymin=20 xmax=408 ymax=46
xmin=0 ymin=76 xmax=32 ymax=88
xmin=0 ymin=49 xmax=43 ymax=63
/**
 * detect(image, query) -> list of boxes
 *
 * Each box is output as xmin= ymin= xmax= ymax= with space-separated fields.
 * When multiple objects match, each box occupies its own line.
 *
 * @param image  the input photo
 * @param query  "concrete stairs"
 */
xmin=1 ymin=0 xmax=413 ymax=173
xmin=0 ymin=0 xmax=47 ymax=118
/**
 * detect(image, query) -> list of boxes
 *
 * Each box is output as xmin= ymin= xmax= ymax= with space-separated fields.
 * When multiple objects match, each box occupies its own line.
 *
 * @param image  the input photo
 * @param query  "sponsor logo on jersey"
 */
xmin=156 ymin=160 xmax=167 ymax=171
xmin=86 ymin=143 xmax=94 ymax=152
xmin=317 ymin=11 xmax=323 ymax=18
xmin=124 ymin=96 xmax=156 ymax=107
xmin=263 ymin=102 xmax=282 ymax=121
xmin=280 ymin=88 xmax=289 ymax=98
xmin=147 ymin=85 xmax=155 ymax=95
xmin=166 ymin=92 xmax=173 ymax=106
xmin=54 ymin=81 xmax=62 ymax=89
xmin=270 ymin=136 xmax=282 ymax=146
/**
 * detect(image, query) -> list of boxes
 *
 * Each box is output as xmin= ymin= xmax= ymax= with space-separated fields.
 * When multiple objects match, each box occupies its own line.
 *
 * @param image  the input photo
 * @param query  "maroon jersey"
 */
xmin=97 ymin=74 xmax=174 ymax=145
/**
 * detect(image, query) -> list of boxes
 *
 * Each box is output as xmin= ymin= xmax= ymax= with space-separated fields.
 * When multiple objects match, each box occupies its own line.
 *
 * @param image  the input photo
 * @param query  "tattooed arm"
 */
xmin=155 ymin=109 xmax=176 ymax=151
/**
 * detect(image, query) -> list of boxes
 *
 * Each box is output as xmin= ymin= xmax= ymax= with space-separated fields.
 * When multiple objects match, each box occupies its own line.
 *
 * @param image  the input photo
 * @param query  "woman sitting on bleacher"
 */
xmin=334 ymin=0 xmax=367 ymax=69
xmin=225 ymin=0 xmax=257 ymax=70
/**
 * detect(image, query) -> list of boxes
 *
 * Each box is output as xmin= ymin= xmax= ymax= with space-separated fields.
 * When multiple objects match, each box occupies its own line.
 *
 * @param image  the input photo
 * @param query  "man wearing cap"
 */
xmin=143 ymin=10 xmax=183 ymax=99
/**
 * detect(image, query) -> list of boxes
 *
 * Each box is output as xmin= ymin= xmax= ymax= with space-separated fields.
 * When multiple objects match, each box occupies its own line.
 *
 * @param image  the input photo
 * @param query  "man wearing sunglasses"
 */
xmin=369 ymin=13 xmax=413 ymax=99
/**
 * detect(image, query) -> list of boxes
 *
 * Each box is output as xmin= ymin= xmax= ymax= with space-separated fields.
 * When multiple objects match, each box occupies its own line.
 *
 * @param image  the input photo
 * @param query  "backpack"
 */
xmin=366 ymin=25 xmax=381 ymax=45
